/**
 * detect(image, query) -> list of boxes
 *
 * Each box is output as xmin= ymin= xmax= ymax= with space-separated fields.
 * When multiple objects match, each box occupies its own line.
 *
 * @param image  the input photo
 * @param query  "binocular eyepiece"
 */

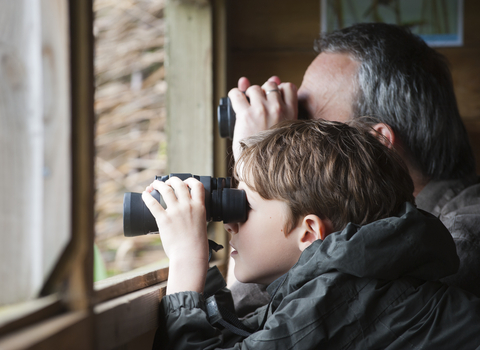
xmin=123 ymin=173 xmax=248 ymax=237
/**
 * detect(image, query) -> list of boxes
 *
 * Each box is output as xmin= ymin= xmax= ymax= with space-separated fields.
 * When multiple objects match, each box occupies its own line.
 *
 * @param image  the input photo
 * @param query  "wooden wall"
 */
xmin=227 ymin=0 xmax=319 ymax=89
xmin=227 ymin=0 xmax=480 ymax=173
xmin=439 ymin=1 xmax=480 ymax=173
xmin=0 ymin=0 xmax=71 ymax=306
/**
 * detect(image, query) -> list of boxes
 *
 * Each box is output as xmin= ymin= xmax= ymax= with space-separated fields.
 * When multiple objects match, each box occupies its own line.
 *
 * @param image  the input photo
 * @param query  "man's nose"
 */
xmin=224 ymin=222 xmax=239 ymax=235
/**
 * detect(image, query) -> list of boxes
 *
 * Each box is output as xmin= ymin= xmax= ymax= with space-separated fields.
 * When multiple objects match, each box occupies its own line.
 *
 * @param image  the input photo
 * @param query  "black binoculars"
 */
xmin=123 ymin=173 xmax=248 ymax=237
xmin=217 ymin=97 xmax=307 ymax=139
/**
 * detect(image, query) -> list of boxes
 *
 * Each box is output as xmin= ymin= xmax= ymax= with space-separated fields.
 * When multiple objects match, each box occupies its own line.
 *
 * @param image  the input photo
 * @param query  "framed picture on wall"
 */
xmin=321 ymin=0 xmax=464 ymax=47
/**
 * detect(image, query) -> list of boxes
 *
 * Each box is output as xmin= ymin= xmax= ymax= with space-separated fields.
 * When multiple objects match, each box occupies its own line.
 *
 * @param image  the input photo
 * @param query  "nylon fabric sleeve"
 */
xmin=158 ymin=288 xmax=334 ymax=350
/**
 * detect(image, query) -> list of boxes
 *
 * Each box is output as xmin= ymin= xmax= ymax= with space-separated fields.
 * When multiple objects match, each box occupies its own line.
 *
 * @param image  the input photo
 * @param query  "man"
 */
xmin=228 ymin=23 xmax=480 ymax=314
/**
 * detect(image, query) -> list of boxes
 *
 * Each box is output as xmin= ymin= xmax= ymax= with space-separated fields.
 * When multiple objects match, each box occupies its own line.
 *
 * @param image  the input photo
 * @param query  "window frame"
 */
xmin=0 ymin=0 xmax=228 ymax=348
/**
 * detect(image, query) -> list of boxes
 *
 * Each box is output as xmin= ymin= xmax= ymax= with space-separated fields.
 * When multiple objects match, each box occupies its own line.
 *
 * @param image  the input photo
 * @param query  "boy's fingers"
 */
xmin=166 ymin=177 xmax=190 ymax=200
xmin=152 ymin=180 xmax=178 ymax=204
xmin=142 ymin=190 xmax=164 ymax=216
xmin=184 ymin=178 xmax=205 ymax=204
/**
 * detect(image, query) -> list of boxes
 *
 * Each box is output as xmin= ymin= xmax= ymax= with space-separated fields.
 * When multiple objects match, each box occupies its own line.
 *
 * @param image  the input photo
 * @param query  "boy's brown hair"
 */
xmin=235 ymin=119 xmax=415 ymax=235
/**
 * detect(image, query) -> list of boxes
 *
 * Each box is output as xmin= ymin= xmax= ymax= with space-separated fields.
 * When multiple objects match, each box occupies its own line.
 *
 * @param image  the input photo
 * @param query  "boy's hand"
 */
xmin=228 ymin=76 xmax=298 ymax=161
xmin=142 ymin=177 xmax=209 ymax=294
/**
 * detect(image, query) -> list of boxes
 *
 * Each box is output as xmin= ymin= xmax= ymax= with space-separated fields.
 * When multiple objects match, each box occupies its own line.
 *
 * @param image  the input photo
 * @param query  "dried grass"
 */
xmin=94 ymin=0 xmax=167 ymax=274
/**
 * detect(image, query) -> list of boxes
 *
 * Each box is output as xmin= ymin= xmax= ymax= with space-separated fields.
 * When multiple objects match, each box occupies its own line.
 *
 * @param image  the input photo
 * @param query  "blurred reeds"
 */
xmin=94 ymin=0 xmax=168 ymax=275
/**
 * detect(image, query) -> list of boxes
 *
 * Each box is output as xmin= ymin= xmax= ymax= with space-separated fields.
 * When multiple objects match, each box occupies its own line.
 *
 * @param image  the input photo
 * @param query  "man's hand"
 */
xmin=228 ymin=76 xmax=298 ymax=161
xmin=142 ymin=177 xmax=209 ymax=295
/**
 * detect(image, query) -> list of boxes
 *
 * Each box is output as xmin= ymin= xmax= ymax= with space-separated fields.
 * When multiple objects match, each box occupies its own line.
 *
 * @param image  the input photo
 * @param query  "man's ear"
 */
xmin=297 ymin=215 xmax=332 ymax=252
xmin=371 ymin=123 xmax=395 ymax=149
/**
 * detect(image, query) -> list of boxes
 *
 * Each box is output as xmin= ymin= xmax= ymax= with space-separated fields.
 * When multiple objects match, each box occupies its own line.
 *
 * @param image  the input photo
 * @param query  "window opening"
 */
xmin=93 ymin=0 xmax=167 ymax=279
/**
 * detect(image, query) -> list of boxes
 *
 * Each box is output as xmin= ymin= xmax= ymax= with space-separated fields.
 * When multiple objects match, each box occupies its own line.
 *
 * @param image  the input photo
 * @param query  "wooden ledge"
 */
xmin=0 ymin=310 xmax=92 ymax=350
xmin=94 ymin=260 xmax=227 ymax=304
xmin=0 ymin=294 xmax=65 ymax=338
xmin=94 ymin=282 xmax=166 ymax=349
xmin=95 ymin=262 xmax=169 ymax=304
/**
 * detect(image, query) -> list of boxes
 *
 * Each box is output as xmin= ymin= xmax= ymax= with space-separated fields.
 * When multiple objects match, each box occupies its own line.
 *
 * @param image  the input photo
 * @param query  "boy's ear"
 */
xmin=371 ymin=123 xmax=395 ymax=149
xmin=298 ymin=215 xmax=332 ymax=252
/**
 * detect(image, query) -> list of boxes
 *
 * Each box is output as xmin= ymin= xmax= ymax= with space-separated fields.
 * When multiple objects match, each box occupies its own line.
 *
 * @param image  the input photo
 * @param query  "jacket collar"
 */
xmin=270 ymin=203 xmax=459 ymax=305
xmin=415 ymin=176 xmax=478 ymax=216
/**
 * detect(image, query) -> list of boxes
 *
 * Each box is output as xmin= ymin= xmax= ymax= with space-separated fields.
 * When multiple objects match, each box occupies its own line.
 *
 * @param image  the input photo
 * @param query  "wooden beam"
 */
xmin=94 ymin=283 xmax=167 ymax=350
xmin=93 ymin=262 xmax=226 ymax=349
xmin=41 ymin=0 xmax=72 ymax=290
xmin=95 ymin=261 xmax=227 ymax=304
xmin=0 ymin=311 xmax=92 ymax=350
xmin=0 ymin=0 xmax=46 ymax=305
xmin=41 ymin=0 xmax=96 ymax=314
xmin=211 ymin=0 xmax=229 ymax=263
xmin=165 ymin=0 xmax=213 ymax=175
xmin=0 ymin=295 xmax=64 ymax=337
xmin=95 ymin=264 xmax=169 ymax=304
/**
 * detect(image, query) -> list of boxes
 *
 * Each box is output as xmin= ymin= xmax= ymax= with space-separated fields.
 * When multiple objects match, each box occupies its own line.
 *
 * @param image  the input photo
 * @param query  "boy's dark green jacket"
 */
xmin=155 ymin=203 xmax=480 ymax=349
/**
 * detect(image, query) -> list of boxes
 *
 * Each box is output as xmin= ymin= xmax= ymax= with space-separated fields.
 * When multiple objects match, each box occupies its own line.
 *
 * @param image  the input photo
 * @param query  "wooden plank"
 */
xmin=228 ymin=51 xmax=317 ymax=89
xmin=116 ymin=328 xmax=158 ymax=350
xmin=465 ymin=121 xmax=480 ymax=175
xmin=212 ymin=0 xmax=230 ymax=263
xmin=41 ymin=0 xmax=71 ymax=296
xmin=0 ymin=311 xmax=92 ymax=350
xmin=94 ymin=283 xmax=167 ymax=350
xmin=40 ymin=0 xmax=96 ymax=314
xmin=228 ymin=0 xmax=320 ymax=50
xmin=438 ymin=48 xmax=480 ymax=120
xmin=95 ymin=264 xmax=169 ymax=303
xmin=166 ymin=0 xmax=213 ymax=175
xmin=213 ymin=0 xmax=228 ymax=179
xmin=94 ymin=263 xmax=226 ymax=349
xmin=95 ymin=261 xmax=226 ymax=303
xmin=464 ymin=0 xmax=480 ymax=45
xmin=0 ymin=0 xmax=45 ymax=305
xmin=0 ymin=295 xmax=64 ymax=337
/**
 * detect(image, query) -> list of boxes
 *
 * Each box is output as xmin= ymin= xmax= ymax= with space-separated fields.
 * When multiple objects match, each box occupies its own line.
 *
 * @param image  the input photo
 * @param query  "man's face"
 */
xmin=224 ymin=182 xmax=303 ymax=285
xmin=298 ymin=52 xmax=358 ymax=122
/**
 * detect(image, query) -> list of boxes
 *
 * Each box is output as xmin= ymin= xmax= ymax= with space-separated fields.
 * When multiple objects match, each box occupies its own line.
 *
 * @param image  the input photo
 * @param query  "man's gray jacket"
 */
xmin=416 ymin=176 xmax=480 ymax=296
xmin=156 ymin=203 xmax=480 ymax=349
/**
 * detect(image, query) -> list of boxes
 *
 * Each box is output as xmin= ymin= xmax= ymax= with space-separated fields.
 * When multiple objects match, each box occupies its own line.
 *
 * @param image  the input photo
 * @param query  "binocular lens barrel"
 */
xmin=217 ymin=97 xmax=308 ymax=139
xmin=123 ymin=174 xmax=247 ymax=237
xmin=123 ymin=191 xmax=159 ymax=237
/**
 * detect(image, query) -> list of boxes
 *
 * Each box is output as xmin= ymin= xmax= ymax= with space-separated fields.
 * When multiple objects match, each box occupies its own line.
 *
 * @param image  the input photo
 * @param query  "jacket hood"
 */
xmin=268 ymin=202 xmax=459 ymax=296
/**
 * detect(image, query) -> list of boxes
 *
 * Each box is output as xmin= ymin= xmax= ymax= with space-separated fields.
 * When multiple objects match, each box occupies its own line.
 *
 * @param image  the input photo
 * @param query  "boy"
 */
xmin=143 ymin=120 xmax=480 ymax=349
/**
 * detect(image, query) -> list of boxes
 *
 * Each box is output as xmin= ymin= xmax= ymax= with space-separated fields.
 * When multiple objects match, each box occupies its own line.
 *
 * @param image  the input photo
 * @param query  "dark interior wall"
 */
xmin=227 ymin=0 xmax=320 ymax=88
xmin=227 ymin=0 xmax=480 ymax=173
xmin=438 ymin=1 xmax=480 ymax=173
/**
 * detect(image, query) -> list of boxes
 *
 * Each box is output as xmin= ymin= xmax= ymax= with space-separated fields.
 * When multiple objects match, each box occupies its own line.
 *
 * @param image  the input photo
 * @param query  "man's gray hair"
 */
xmin=315 ymin=22 xmax=475 ymax=180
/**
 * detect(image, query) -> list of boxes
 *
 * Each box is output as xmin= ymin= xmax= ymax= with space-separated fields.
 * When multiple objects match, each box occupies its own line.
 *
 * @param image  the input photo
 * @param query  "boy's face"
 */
xmin=224 ymin=181 xmax=303 ymax=285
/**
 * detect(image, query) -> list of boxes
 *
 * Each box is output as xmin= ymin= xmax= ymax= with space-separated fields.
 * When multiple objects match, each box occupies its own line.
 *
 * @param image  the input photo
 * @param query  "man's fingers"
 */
xmin=262 ymin=81 xmax=282 ymax=102
xmin=267 ymin=76 xmax=282 ymax=85
xmin=245 ymin=85 xmax=266 ymax=106
xmin=237 ymin=77 xmax=251 ymax=92
xmin=228 ymin=88 xmax=251 ymax=112
xmin=279 ymin=82 xmax=298 ymax=119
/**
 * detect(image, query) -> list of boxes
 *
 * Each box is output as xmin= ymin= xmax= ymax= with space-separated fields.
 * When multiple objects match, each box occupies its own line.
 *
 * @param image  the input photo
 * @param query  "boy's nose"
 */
xmin=224 ymin=222 xmax=239 ymax=235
